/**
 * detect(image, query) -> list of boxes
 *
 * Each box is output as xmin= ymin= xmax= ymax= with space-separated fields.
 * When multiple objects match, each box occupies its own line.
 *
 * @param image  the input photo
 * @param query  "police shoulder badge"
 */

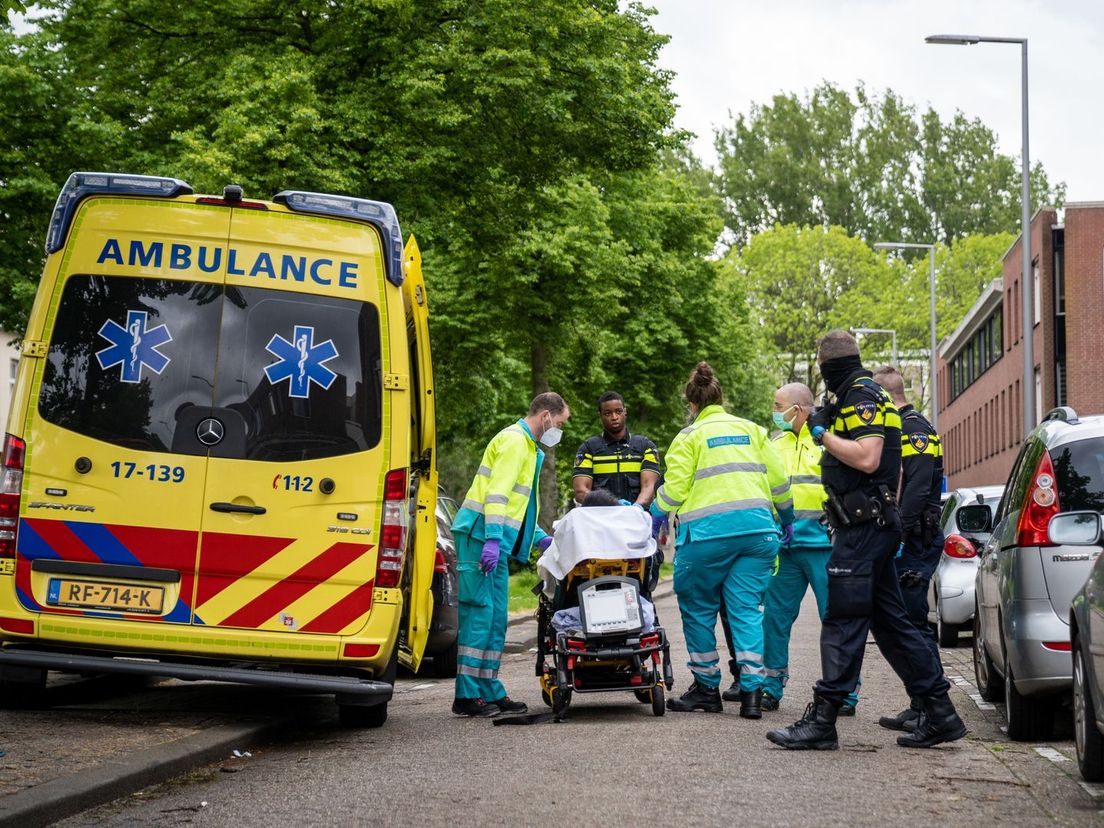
xmin=909 ymin=432 xmax=929 ymax=452
xmin=855 ymin=401 xmax=876 ymax=424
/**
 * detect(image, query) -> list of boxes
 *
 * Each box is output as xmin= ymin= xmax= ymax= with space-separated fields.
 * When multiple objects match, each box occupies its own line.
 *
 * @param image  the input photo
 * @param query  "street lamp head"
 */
xmin=925 ymin=34 xmax=981 ymax=45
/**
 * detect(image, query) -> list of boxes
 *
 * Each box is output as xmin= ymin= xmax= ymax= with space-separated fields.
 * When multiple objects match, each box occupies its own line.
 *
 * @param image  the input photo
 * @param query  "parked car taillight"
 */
xmin=1016 ymin=449 xmax=1061 ymax=548
xmin=434 ymin=547 xmax=448 ymax=574
xmin=375 ymin=468 xmax=408 ymax=588
xmin=943 ymin=534 xmax=977 ymax=559
xmin=0 ymin=434 xmax=26 ymax=559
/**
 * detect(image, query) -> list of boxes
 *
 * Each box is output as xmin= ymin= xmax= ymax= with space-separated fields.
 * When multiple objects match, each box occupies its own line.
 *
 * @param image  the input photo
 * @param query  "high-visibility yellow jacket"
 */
xmin=652 ymin=405 xmax=794 ymax=545
xmin=771 ymin=424 xmax=831 ymax=550
xmin=451 ymin=420 xmax=547 ymax=562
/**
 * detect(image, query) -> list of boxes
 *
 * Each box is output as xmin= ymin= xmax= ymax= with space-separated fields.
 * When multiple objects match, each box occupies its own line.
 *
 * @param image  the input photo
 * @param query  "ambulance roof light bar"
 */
xmin=45 ymin=172 xmax=194 ymax=254
xmin=273 ymin=191 xmax=405 ymax=286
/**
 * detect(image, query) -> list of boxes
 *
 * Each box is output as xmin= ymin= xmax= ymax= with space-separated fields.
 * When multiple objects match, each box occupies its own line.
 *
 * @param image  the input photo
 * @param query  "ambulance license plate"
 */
xmin=47 ymin=579 xmax=165 ymax=614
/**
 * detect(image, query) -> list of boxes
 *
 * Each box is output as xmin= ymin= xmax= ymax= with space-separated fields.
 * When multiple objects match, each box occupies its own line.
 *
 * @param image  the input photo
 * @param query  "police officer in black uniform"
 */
xmin=872 ymin=365 xmax=946 ymax=731
xmin=766 ymin=330 xmax=965 ymax=751
xmin=572 ymin=392 xmax=661 ymax=507
xmin=573 ymin=392 xmax=663 ymax=592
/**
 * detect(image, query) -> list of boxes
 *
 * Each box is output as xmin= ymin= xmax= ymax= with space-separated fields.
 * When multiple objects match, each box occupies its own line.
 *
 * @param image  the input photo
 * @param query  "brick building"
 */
xmin=937 ymin=203 xmax=1104 ymax=489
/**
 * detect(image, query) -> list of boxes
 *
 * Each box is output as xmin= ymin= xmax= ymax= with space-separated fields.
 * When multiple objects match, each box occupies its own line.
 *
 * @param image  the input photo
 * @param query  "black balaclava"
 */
xmin=820 ymin=355 xmax=865 ymax=395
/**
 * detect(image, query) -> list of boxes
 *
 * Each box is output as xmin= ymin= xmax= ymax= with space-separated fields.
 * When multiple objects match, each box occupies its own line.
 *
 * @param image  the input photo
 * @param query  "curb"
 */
xmin=0 ymin=719 xmax=286 ymax=828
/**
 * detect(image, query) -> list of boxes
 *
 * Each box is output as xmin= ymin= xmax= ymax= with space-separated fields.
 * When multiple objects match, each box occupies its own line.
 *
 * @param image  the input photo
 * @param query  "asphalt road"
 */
xmin=48 ymin=585 xmax=1104 ymax=828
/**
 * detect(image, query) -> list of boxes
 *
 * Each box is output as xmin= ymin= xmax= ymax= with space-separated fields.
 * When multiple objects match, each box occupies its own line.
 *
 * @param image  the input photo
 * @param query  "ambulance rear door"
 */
xmin=15 ymin=198 xmax=227 ymax=626
xmin=399 ymin=236 xmax=437 ymax=668
xmin=191 ymin=208 xmax=389 ymax=642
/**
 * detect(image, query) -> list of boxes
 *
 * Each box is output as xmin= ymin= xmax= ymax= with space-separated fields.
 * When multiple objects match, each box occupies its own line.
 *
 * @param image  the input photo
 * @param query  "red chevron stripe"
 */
xmin=194 ymin=532 xmax=295 ymax=608
xmin=299 ymin=577 xmax=375 ymax=634
xmin=217 ymin=542 xmax=372 ymax=629
xmin=109 ymin=525 xmax=201 ymax=622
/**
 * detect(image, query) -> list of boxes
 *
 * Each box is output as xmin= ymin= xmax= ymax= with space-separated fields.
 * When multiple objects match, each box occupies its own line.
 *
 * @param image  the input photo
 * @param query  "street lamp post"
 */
xmin=874 ymin=242 xmax=938 ymax=430
xmin=926 ymin=33 xmax=1033 ymax=436
xmin=850 ymin=327 xmax=898 ymax=368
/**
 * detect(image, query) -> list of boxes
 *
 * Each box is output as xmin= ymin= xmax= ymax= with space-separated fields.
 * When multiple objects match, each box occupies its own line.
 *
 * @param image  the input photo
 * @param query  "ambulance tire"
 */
xmin=430 ymin=641 xmax=458 ymax=678
xmin=0 ymin=668 xmax=47 ymax=710
xmin=338 ymin=701 xmax=388 ymax=729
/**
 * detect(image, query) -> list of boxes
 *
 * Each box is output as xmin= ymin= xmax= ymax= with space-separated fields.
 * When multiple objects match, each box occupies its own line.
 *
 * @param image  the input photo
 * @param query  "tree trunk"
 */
xmin=532 ymin=343 xmax=558 ymax=532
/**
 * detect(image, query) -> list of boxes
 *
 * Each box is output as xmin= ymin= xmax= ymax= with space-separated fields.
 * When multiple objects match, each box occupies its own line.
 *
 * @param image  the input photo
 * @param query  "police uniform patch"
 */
xmin=855 ymin=401 xmax=876 ymax=424
xmin=909 ymin=432 xmax=929 ymax=452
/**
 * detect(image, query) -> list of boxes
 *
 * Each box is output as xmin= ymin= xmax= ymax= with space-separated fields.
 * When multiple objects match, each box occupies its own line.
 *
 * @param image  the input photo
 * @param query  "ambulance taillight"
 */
xmin=376 ymin=469 xmax=409 ymax=588
xmin=0 ymin=434 xmax=25 ymax=558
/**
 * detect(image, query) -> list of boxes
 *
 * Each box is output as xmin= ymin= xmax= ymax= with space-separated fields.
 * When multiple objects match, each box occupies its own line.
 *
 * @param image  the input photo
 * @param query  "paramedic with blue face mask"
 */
xmin=723 ymin=382 xmax=861 ymax=714
xmin=450 ymin=392 xmax=570 ymax=717
xmin=650 ymin=362 xmax=794 ymax=717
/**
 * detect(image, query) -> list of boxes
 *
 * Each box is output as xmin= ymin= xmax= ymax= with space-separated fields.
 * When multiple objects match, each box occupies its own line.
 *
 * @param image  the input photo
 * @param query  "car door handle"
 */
xmin=209 ymin=502 xmax=267 ymax=515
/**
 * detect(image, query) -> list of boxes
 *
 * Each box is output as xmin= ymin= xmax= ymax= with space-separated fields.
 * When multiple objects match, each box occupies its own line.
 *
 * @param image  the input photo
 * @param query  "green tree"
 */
xmin=725 ymin=224 xmax=896 ymax=392
xmin=715 ymin=81 xmax=1064 ymax=247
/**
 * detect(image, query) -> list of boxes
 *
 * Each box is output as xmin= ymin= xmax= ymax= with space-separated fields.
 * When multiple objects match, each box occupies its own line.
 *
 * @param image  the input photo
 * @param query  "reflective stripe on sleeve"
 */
xmin=512 ymin=483 xmax=532 ymax=497
xmin=794 ymin=509 xmax=825 ymax=520
xmin=655 ymin=486 xmax=683 ymax=509
xmin=791 ymin=474 xmax=821 ymax=486
xmin=485 ymin=493 xmax=509 ymax=505
xmin=477 ymin=465 xmax=492 ymax=477
xmin=774 ymin=498 xmax=794 ymax=512
xmin=462 ymin=498 xmax=484 ymax=513
xmin=771 ymin=482 xmax=791 ymax=496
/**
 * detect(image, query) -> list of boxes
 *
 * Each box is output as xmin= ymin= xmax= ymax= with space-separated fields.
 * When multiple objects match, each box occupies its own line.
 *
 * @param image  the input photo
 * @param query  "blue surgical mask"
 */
xmin=772 ymin=405 xmax=797 ymax=432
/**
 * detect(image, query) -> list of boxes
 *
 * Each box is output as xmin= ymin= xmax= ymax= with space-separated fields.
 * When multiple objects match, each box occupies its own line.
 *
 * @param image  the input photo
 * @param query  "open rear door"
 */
xmin=400 ymin=236 xmax=437 ymax=669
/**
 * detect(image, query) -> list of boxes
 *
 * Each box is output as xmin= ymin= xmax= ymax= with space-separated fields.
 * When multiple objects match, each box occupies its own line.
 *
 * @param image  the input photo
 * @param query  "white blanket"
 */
xmin=536 ymin=506 xmax=656 ymax=597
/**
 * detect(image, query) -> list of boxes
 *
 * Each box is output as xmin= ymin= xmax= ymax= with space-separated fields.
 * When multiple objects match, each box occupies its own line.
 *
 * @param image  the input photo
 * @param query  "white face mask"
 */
xmin=539 ymin=413 xmax=563 ymax=448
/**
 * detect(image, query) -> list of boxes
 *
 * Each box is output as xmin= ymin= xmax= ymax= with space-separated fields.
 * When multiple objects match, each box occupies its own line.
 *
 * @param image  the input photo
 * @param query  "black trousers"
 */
xmin=815 ymin=521 xmax=949 ymax=703
xmin=895 ymin=529 xmax=945 ymax=661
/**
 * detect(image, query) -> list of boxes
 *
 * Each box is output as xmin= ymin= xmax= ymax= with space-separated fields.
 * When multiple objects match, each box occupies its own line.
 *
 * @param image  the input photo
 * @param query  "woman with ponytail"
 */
xmin=650 ymin=362 xmax=795 ymax=717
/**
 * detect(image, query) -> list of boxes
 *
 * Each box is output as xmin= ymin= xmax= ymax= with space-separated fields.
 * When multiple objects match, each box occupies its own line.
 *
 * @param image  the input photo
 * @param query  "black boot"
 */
xmin=666 ymin=682 xmax=723 ymax=713
xmin=739 ymin=688 xmax=762 ymax=719
xmin=896 ymin=693 xmax=967 ymax=748
xmin=761 ymin=692 xmax=780 ymax=712
xmin=878 ymin=696 xmax=922 ymax=731
xmin=721 ymin=679 xmax=741 ymax=702
xmin=766 ymin=695 xmax=839 ymax=750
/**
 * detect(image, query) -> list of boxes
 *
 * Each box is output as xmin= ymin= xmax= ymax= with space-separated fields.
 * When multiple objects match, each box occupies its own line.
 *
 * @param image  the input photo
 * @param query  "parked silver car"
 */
xmin=1060 ymin=511 xmax=1104 ymax=781
xmin=963 ymin=407 xmax=1104 ymax=740
xmin=929 ymin=484 xmax=1005 ymax=647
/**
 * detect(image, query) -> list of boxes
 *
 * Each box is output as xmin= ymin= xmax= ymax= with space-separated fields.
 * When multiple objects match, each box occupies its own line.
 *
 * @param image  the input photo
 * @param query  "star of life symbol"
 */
xmin=264 ymin=325 xmax=339 ymax=399
xmin=95 ymin=310 xmax=172 ymax=383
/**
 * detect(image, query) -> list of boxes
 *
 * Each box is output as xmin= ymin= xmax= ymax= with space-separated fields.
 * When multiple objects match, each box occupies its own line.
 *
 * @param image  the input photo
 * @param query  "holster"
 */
xmin=824 ymin=485 xmax=898 ymax=529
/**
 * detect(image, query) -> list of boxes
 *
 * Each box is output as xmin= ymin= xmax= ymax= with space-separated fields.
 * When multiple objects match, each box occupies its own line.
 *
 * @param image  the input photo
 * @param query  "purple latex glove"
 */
xmin=480 ymin=538 xmax=501 ymax=573
xmin=780 ymin=524 xmax=794 ymax=548
xmin=650 ymin=513 xmax=668 ymax=539
xmin=536 ymin=535 xmax=553 ymax=553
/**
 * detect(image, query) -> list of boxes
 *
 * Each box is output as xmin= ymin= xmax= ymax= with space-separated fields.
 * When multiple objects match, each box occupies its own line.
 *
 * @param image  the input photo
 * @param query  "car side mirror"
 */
xmin=955 ymin=504 xmax=992 ymax=534
xmin=1046 ymin=511 xmax=1103 ymax=546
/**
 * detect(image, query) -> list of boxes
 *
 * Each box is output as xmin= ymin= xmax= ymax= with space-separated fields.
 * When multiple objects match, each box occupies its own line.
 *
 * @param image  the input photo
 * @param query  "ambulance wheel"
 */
xmin=552 ymin=688 xmax=572 ymax=720
xmin=338 ymin=701 xmax=388 ymax=729
xmin=634 ymin=689 xmax=651 ymax=704
xmin=651 ymin=686 xmax=666 ymax=717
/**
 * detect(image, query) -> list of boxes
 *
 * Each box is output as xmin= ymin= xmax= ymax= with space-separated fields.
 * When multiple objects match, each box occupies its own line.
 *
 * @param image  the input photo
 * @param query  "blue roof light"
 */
xmin=273 ymin=191 xmax=405 ymax=286
xmin=45 ymin=172 xmax=194 ymax=254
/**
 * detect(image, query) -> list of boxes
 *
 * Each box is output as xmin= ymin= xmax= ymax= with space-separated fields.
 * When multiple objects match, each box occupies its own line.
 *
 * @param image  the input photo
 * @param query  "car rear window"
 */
xmin=39 ymin=275 xmax=382 ymax=459
xmin=1052 ymin=438 xmax=1104 ymax=513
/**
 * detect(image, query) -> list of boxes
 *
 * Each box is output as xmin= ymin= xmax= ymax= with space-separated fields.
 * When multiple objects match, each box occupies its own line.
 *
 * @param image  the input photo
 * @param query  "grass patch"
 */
xmin=508 ymin=568 xmax=542 ymax=614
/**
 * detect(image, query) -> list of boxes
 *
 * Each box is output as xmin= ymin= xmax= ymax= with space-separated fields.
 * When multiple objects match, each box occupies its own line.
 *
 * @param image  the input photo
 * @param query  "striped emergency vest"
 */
xmin=653 ymin=405 xmax=794 ymax=545
xmin=771 ymin=425 xmax=831 ymax=550
xmin=451 ymin=420 xmax=546 ymax=562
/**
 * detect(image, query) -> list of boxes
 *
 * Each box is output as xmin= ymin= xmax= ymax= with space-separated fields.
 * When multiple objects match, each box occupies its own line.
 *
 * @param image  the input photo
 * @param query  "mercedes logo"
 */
xmin=196 ymin=417 xmax=225 ymax=446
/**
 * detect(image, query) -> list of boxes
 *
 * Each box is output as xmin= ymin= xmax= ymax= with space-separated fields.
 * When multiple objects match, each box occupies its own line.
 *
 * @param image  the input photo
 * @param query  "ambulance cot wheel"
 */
xmin=552 ymin=687 xmax=572 ymax=720
xmin=651 ymin=685 xmax=666 ymax=717
xmin=542 ymin=686 xmax=554 ymax=708
xmin=338 ymin=701 xmax=388 ymax=729
xmin=634 ymin=689 xmax=651 ymax=704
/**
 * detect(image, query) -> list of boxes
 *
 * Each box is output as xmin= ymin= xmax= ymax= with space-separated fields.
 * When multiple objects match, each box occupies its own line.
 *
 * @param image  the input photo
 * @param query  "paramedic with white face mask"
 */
xmin=450 ymin=392 xmax=570 ymax=717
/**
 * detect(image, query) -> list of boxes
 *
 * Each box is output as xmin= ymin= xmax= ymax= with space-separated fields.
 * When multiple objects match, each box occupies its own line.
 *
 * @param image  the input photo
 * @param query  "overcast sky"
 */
xmin=648 ymin=0 xmax=1104 ymax=203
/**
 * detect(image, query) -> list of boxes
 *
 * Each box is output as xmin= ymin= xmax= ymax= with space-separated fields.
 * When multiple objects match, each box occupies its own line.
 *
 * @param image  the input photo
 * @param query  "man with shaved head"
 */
xmin=720 ymin=382 xmax=860 ymax=714
xmin=871 ymin=365 xmax=946 ymax=732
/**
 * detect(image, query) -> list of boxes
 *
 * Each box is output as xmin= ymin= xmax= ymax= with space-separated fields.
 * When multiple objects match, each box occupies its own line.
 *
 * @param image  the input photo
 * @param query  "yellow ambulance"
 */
xmin=0 ymin=172 xmax=437 ymax=727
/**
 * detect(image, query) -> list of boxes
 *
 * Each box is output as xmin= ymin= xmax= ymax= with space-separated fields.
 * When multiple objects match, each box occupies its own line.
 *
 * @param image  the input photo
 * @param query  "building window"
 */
xmin=947 ymin=307 xmax=1003 ymax=402
xmin=1054 ymin=247 xmax=1065 ymax=316
xmin=8 ymin=357 xmax=16 ymax=394
xmin=1033 ymin=261 xmax=1041 ymax=326
xmin=1034 ymin=367 xmax=1042 ymax=426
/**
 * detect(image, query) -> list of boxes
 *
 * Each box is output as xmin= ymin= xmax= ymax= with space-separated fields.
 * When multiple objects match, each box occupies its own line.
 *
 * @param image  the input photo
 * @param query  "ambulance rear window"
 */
xmin=39 ymin=275 xmax=382 ymax=459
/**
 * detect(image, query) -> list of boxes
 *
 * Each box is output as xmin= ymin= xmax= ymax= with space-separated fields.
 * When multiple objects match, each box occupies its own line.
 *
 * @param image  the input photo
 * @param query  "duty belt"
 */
xmin=823 ymin=484 xmax=898 ymax=530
